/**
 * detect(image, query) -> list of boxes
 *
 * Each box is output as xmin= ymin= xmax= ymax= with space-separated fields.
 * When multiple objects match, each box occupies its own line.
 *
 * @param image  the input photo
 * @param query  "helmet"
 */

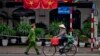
xmin=59 ymin=24 xmax=66 ymax=28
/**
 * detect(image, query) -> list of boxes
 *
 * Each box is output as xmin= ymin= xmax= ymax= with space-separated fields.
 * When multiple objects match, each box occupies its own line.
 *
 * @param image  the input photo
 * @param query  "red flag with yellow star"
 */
xmin=41 ymin=0 xmax=58 ymax=9
xmin=23 ymin=0 xmax=40 ymax=9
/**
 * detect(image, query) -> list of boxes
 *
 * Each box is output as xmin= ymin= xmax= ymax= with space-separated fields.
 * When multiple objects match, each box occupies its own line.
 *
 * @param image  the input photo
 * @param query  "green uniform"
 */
xmin=25 ymin=28 xmax=39 ymax=54
xmin=28 ymin=29 xmax=36 ymax=42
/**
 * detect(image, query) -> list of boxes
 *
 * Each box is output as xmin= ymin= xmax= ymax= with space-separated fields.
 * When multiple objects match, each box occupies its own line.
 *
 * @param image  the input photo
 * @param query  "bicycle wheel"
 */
xmin=64 ymin=44 xmax=77 ymax=56
xmin=42 ymin=45 xmax=56 ymax=56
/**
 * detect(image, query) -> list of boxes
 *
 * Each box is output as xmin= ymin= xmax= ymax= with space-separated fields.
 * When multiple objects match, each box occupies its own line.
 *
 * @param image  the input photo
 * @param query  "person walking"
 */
xmin=24 ymin=23 xmax=40 ymax=55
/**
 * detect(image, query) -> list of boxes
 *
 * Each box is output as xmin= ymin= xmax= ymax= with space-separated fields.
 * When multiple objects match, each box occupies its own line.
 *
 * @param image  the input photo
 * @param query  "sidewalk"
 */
xmin=0 ymin=46 xmax=99 ymax=54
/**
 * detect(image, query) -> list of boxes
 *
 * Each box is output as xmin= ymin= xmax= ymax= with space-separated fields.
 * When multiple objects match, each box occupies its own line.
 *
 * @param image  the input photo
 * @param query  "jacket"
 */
xmin=28 ymin=28 xmax=36 ymax=42
xmin=57 ymin=29 xmax=66 ymax=38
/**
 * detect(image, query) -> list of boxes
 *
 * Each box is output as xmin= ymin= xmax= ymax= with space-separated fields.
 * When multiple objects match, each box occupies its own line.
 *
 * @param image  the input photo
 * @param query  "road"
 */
xmin=0 ymin=53 xmax=99 ymax=56
xmin=0 ymin=46 xmax=100 ymax=56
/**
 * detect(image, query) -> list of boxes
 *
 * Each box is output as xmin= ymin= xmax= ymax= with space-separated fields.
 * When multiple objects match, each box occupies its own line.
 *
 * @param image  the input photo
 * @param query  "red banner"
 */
xmin=41 ymin=0 xmax=58 ymax=9
xmin=23 ymin=0 xmax=57 ymax=9
xmin=23 ymin=0 xmax=40 ymax=9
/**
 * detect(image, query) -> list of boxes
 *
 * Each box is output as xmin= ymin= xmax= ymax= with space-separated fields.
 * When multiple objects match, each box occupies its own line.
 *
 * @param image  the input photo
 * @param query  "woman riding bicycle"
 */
xmin=57 ymin=24 xmax=67 ymax=47
xmin=57 ymin=24 xmax=74 ymax=48
xmin=42 ymin=24 xmax=77 ymax=56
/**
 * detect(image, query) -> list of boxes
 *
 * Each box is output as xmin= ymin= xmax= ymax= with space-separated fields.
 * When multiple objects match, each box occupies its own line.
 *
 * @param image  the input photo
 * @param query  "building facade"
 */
xmin=0 ymin=0 xmax=99 ymax=37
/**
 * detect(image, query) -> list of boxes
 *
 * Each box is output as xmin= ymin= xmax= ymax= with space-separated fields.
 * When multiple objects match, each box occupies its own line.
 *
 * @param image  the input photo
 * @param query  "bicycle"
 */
xmin=42 ymin=39 xmax=77 ymax=56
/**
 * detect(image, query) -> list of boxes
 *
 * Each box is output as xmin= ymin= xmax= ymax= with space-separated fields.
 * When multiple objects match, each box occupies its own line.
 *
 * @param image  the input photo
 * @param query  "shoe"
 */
xmin=24 ymin=52 xmax=29 ymax=55
xmin=59 ymin=49 xmax=64 ymax=54
xmin=37 ymin=52 xmax=40 ymax=55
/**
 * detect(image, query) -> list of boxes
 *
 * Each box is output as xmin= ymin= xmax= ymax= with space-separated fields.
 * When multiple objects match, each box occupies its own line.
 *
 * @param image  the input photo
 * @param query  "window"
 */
xmin=6 ymin=2 xmax=23 ymax=8
xmin=0 ymin=2 xmax=3 ymax=8
xmin=7 ymin=0 xmax=22 ymax=2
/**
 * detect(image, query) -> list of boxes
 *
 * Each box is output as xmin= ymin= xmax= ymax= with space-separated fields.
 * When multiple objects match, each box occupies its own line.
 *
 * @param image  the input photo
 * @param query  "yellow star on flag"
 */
xmin=29 ymin=0 xmax=33 ymax=6
xmin=48 ymin=0 xmax=53 ymax=5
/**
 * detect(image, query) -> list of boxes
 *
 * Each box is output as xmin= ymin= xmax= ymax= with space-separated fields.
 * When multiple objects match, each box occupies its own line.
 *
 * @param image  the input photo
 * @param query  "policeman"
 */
xmin=24 ymin=23 xmax=40 ymax=55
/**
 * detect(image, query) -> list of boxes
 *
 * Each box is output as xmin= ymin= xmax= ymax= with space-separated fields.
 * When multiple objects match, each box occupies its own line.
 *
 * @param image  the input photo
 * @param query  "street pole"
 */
xmin=69 ymin=1 xmax=73 ymax=36
xmin=70 ymin=7 xmax=73 ymax=36
xmin=90 ymin=8 xmax=94 ymax=52
xmin=90 ymin=3 xmax=98 ymax=52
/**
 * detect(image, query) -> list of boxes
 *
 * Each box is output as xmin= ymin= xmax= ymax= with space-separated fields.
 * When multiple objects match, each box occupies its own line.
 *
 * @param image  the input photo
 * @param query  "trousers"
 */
xmin=25 ymin=41 xmax=39 ymax=54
